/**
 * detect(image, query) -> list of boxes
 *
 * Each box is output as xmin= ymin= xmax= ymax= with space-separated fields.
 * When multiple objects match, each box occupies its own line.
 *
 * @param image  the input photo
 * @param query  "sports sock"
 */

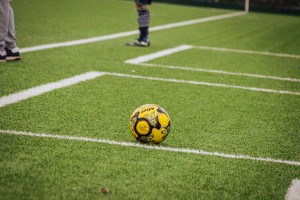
xmin=138 ymin=9 xmax=150 ymax=41
xmin=139 ymin=27 xmax=148 ymax=41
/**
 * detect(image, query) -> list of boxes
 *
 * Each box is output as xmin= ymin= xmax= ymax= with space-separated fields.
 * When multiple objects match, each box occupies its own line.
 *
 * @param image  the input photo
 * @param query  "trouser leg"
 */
xmin=0 ymin=0 xmax=9 ymax=51
xmin=5 ymin=2 xmax=17 ymax=49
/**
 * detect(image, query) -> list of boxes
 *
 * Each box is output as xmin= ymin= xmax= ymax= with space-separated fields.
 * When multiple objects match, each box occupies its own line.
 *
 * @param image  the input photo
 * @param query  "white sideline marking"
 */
xmin=150 ymin=12 xmax=246 ymax=32
xmin=20 ymin=30 xmax=137 ymax=53
xmin=0 ymin=72 xmax=105 ymax=108
xmin=20 ymin=12 xmax=246 ymax=53
xmin=194 ymin=46 xmax=300 ymax=59
xmin=0 ymin=129 xmax=300 ymax=166
xmin=285 ymin=179 xmax=300 ymax=200
xmin=125 ymin=45 xmax=300 ymax=82
xmin=138 ymin=63 xmax=300 ymax=82
xmin=107 ymin=72 xmax=300 ymax=96
xmin=125 ymin=45 xmax=193 ymax=64
xmin=0 ymin=71 xmax=300 ymax=108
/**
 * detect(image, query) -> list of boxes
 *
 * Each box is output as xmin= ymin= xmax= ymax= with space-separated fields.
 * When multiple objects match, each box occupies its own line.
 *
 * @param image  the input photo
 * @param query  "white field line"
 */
xmin=194 ymin=46 xmax=300 ymax=59
xmin=285 ymin=179 xmax=300 ymax=200
xmin=138 ymin=63 xmax=300 ymax=82
xmin=106 ymin=72 xmax=300 ymax=96
xmin=125 ymin=45 xmax=300 ymax=82
xmin=20 ymin=30 xmax=137 ymax=53
xmin=150 ymin=12 xmax=246 ymax=32
xmin=20 ymin=12 xmax=246 ymax=53
xmin=125 ymin=45 xmax=193 ymax=64
xmin=1 ymin=71 xmax=300 ymax=109
xmin=0 ymin=72 xmax=105 ymax=108
xmin=1 ymin=129 xmax=300 ymax=166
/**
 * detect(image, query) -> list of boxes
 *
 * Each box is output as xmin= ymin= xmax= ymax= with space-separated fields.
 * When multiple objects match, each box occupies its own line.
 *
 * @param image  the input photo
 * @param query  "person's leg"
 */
xmin=127 ymin=0 xmax=152 ymax=47
xmin=136 ymin=0 xmax=151 ymax=43
xmin=6 ymin=3 xmax=17 ymax=49
xmin=0 ymin=0 xmax=9 ymax=61
xmin=5 ymin=1 xmax=20 ymax=61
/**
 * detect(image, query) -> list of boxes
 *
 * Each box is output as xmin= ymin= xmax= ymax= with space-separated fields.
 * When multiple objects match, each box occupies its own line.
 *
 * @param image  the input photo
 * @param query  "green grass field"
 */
xmin=1 ymin=0 xmax=300 ymax=199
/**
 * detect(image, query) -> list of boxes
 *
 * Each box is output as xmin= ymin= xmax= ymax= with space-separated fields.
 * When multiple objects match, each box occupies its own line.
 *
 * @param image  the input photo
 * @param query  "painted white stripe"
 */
xmin=20 ymin=31 xmax=138 ymax=53
xmin=0 ymin=72 xmax=105 ymax=108
xmin=1 ymin=71 xmax=299 ymax=109
xmin=194 ymin=45 xmax=300 ymax=59
xmin=1 ymin=129 xmax=300 ymax=166
xmin=125 ymin=45 xmax=193 ymax=64
xmin=139 ymin=63 xmax=300 ymax=82
xmin=150 ymin=12 xmax=246 ymax=32
xmin=125 ymin=45 xmax=300 ymax=82
xmin=106 ymin=72 xmax=300 ymax=96
xmin=20 ymin=12 xmax=246 ymax=53
xmin=285 ymin=179 xmax=300 ymax=200
xmin=1 ymin=70 xmax=299 ymax=109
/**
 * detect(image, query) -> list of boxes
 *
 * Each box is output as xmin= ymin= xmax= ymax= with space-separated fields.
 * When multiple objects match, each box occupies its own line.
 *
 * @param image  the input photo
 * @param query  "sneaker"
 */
xmin=126 ymin=39 xmax=150 ymax=47
xmin=5 ymin=47 xmax=21 ymax=61
xmin=0 ymin=50 xmax=6 ymax=62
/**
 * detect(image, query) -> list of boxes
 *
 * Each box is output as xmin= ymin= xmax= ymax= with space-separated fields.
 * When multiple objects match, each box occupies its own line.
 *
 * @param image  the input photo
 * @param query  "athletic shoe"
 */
xmin=5 ymin=47 xmax=21 ymax=61
xmin=126 ymin=39 xmax=150 ymax=47
xmin=0 ymin=50 xmax=6 ymax=62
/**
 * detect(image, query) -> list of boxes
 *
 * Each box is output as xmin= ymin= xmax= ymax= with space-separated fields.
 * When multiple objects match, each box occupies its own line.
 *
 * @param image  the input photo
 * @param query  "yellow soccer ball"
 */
xmin=129 ymin=104 xmax=171 ymax=144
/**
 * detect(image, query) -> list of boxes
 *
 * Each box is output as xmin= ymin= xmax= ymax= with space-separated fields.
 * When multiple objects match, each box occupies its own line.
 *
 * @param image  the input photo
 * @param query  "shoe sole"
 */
xmin=126 ymin=41 xmax=150 ymax=47
xmin=6 ymin=56 xmax=21 ymax=61
xmin=126 ymin=43 xmax=150 ymax=47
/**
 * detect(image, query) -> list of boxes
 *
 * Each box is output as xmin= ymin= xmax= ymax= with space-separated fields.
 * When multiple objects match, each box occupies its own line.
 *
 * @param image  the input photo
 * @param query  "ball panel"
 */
xmin=138 ymin=105 xmax=158 ymax=125
xmin=150 ymin=128 xmax=164 ymax=144
xmin=129 ymin=123 xmax=139 ymax=139
xmin=158 ymin=113 xmax=169 ymax=127
xmin=135 ymin=120 xmax=151 ymax=135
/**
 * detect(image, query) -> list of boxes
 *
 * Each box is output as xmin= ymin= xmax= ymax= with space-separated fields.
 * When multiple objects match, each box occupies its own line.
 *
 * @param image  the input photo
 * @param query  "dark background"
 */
xmin=153 ymin=0 xmax=300 ymax=15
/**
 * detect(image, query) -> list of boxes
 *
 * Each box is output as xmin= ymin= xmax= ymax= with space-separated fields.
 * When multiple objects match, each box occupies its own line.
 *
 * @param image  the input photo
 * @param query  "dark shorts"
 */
xmin=136 ymin=0 xmax=152 ymax=5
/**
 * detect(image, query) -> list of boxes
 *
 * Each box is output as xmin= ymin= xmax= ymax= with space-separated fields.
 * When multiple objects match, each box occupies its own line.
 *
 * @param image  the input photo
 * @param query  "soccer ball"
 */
xmin=129 ymin=104 xmax=171 ymax=144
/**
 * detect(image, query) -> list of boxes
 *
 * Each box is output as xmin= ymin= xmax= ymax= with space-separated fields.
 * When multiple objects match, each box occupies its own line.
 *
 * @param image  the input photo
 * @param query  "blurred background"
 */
xmin=153 ymin=0 xmax=300 ymax=14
